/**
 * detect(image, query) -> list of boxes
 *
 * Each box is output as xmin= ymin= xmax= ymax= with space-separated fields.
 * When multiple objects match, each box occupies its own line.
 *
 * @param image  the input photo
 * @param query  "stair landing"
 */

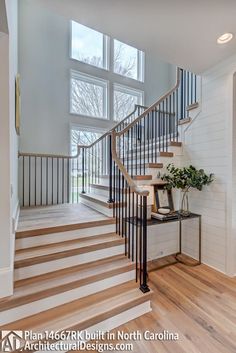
xmin=17 ymin=203 xmax=111 ymax=234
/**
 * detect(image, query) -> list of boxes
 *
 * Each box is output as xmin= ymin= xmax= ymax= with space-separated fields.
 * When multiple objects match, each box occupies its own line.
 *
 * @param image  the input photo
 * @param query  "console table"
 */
xmin=130 ymin=212 xmax=201 ymax=270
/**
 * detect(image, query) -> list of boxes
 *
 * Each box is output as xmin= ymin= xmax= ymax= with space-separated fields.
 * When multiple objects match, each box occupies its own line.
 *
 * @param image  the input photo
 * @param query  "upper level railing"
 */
xmin=18 ymin=104 xmax=145 ymax=207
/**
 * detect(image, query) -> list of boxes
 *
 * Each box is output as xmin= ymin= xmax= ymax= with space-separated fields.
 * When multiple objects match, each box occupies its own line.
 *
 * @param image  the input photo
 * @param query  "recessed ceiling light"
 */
xmin=217 ymin=33 xmax=233 ymax=44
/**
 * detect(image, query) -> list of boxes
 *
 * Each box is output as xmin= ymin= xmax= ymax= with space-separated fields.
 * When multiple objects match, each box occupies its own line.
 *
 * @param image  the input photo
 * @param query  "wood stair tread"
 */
xmin=186 ymin=102 xmax=199 ymax=111
xmin=132 ymin=175 xmax=152 ymax=181
xmin=0 ymin=255 xmax=134 ymax=312
xmin=124 ymin=162 xmax=164 ymax=169
xmin=16 ymin=218 xmax=116 ymax=239
xmin=15 ymin=233 xmax=124 ymax=268
xmin=178 ymin=117 xmax=191 ymax=125
xmin=1 ymin=281 xmax=152 ymax=330
xmin=125 ymin=151 xmax=174 ymax=160
xmin=79 ymin=193 xmax=126 ymax=208
xmin=15 ymin=232 xmax=117 ymax=254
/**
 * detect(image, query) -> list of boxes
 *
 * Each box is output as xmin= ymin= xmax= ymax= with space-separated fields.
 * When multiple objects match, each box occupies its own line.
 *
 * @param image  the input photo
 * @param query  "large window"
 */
xmin=70 ymin=70 xmax=108 ymax=119
xmin=113 ymin=84 xmax=144 ymax=121
xmin=71 ymin=21 xmax=108 ymax=69
xmin=70 ymin=21 xmax=145 ymax=121
xmin=114 ymin=39 xmax=144 ymax=82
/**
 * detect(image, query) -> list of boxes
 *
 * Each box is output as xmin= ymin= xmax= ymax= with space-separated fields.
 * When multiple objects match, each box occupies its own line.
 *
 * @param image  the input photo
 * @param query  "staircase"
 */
xmin=0 ymin=217 xmax=152 ymax=350
xmin=9 ymin=67 xmax=200 ymax=346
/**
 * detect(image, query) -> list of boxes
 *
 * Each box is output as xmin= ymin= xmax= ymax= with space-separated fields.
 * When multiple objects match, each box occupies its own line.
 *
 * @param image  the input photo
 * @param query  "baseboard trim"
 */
xmin=13 ymin=200 xmax=20 ymax=233
xmin=0 ymin=267 xmax=13 ymax=299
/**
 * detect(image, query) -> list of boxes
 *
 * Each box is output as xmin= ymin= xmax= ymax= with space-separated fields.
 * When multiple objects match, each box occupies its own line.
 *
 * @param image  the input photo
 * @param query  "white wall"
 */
xmin=0 ymin=0 xmax=18 ymax=298
xmin=181 ymin=55 xmax=236 ymax=275
xmin=18 ymin=0 xmax=175 ymax=155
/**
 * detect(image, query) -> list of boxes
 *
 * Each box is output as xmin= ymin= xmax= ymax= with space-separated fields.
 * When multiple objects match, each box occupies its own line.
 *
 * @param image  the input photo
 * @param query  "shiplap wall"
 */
xmin=181 ymin=57 xmax=236 ymax=274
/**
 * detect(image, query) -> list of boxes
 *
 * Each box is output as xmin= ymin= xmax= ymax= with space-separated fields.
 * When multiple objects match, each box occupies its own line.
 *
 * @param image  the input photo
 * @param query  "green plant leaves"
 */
xmin=161 ymin=164 xmax=214 ymax=191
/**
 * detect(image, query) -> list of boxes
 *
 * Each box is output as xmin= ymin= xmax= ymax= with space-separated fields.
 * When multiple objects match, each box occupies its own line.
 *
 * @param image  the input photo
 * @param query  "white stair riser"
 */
xmin=80 ymin=197 xmax=114 ymax=217
xmin=0 ymin=270 xmax=135 ymax=326
xmin=90 ymin=187 xmax=109 ymax=198
xmin=127 ymin=145 xmax=182 ymax=156
xmin=15 ymin=245 xmax=124 ymax=280
xmin=16 ymin=224 xmax=115 ymax=250
xmin=33 ymin=301 xmax=151 ymax=353
xmin=84 ymin=301 xmax=151 ymax=340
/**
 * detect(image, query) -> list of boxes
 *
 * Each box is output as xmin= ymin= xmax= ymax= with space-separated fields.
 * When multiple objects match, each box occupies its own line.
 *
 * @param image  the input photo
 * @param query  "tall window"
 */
xmin=70 ymin=20 xmax=145 ymax=121
xmin=70 ymin=70 xmax=108 ymax=119
xmin=71 ymin=21 xmax=108 ymax=69
xmin=114 ymin=39 xmax=144 ymax=82
xmin=113 ymin=84 xmax=144 ymax=121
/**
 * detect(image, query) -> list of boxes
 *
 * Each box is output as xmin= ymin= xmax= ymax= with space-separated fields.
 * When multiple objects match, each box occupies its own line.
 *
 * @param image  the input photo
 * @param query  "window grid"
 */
xmin=70 ymin=20 xmax=145 ymax=122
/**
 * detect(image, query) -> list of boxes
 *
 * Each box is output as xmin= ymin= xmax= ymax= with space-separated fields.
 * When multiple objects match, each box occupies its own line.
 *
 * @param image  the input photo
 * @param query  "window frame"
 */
xmin=70 ymin=69 xmax=109 ymax=120
xmin=113 ymin=83 xmax=144 ymax=122
xmin=113 ymin=39 xmax=145 ymax=83
xmin=70 ymin=20 xmax=109 ymax=71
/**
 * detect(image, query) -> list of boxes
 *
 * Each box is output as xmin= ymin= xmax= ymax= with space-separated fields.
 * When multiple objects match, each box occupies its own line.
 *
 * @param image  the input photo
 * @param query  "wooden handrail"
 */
xmin=18 ymin=146 xmax=80 ymax=159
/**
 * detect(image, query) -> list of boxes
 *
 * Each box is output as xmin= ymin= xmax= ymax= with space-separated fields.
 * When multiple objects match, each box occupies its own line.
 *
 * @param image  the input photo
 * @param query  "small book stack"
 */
xmin=151 ymin=212 xmax=179 ymax=221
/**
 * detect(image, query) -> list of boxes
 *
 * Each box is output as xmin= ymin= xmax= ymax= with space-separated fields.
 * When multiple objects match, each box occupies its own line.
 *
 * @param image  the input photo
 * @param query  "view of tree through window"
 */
xmin=70 ymin=21 xmax=145 ymax=121
xmin=71 ymin=21 xmax=106 ymax=69
xmin=114 ymin=85 xmax=143 ymax=121
xmin=71 ymin=128 xmax=102 ymax=155
xmin=114 ymin=40 xmax=139 ymax=80
xmin=71 ymin=71 xmax=107 ymax=118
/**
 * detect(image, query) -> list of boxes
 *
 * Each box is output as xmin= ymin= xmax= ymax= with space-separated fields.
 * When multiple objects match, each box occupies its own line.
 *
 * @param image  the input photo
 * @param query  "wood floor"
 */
xmin=98 ymin=261 xmax=236 ymax=353
xmin=17 ymin=203 xmax=108 ymax=232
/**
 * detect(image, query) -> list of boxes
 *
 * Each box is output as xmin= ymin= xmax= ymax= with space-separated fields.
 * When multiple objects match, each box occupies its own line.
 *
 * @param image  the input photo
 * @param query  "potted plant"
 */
xmin=162 ymin=164 xmax=214 ymax=216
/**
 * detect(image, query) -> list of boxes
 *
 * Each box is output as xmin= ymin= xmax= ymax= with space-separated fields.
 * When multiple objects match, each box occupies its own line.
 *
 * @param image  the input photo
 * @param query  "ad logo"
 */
xmin=0 ymin=331 xmax=25 ymax=352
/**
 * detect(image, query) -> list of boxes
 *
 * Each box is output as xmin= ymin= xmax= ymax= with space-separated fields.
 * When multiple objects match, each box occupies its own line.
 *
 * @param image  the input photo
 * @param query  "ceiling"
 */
xmin=40 ymin=0 xmax=236 ymax=73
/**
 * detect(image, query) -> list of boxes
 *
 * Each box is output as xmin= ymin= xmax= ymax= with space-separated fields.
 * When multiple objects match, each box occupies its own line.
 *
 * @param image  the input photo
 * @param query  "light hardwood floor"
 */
xmin=93 ymin=261 xmax=236 ymax=353
xmin=17 ymin=203 xmax=108 ymax=232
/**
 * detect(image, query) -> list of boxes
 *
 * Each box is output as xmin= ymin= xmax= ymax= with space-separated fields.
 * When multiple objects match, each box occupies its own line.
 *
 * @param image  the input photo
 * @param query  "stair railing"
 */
xmin=110 ymin=67 xmax=198 ymax=292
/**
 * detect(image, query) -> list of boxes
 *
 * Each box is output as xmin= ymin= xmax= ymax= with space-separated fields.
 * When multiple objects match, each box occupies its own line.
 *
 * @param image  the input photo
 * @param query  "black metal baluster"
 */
xmin=23 ymin=156 xmax=25 ymax=207
xmin=139 ymin=120 xmax=142 ymax=175
xmin=62 ymin=158 xmax=64 ymax=203
xmin=128 ymin=186 xmax=131 ymax=259
xmin=56 ymin=158 xmax=59 ymax=204
xmin=52 ymin=158 xmax=54 ymax=205
xmin=82 ymin=148 xmax=85 ymax=194
xmin=140 ymin=195 xmax=150 ymax=293
xmin=41 ymin=157 xmax=43 ymax=205
xmin=132 ymin=191 xmax=135 ymax=262
xmin=77 ymin=157 xmax=79 ymax=203
xmin=162 ymin=101 xmax=165 ymax=152
xmin=165 ymin=98 xmax=168 ymax=151
xmin=187 ymin=71 xmax=190 ymax=108
xmin=29 ymin=156 xmax=31 ymax=206
xmin=35 ymin=156 xmax=37 ymax=206
xmin=46 ymin=157 xmax=49 ymax=205
xmin=135 ymin=193 xmax=138 ymax=282
xmin=108 ymin=135 xmax=113 ymax=203
xmin=181 ymin=69 xmax=184 ymax=119
xmin=67 ymin=158 xmax=70 ymax=203
xmin=139 ymin=196 xmax=143 ymax=286
xmin=118 ymin=169 xmax=121 ymax=235
xmin=143 ymin=117 xmax=146 ymax=175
